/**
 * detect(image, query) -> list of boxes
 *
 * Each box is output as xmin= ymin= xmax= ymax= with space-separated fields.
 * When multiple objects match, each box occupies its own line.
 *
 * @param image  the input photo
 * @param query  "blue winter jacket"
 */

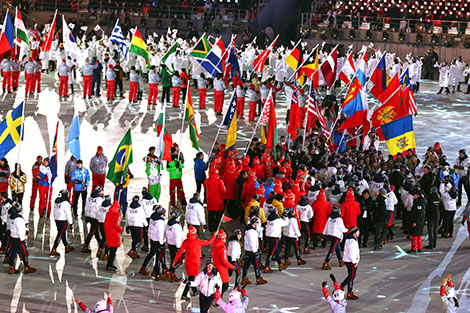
xmin=194 ymin=158 xmax=207 ymax=180
xmin=71 ymin=167 xmax=90 ymax=191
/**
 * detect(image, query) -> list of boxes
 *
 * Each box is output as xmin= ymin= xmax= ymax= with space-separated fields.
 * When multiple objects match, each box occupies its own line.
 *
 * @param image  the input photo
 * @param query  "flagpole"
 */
xmin=248 ymin=34 xmax=279 ymax=78
xmin=45 ymin=121 xmax=58 ymax=217
xmin=286 ymin=43 xmax=321 ymax=83
xmin=177 ymin=88 xmax=189 ymax=162
xmin=15 ymin=101 xmax=26 ymax=193
xmin=216 ymin=213 xmax=225 ymax=233
xmin=244 ymin=88 xmax=272 ymax=155
xmin=302 ymin=77 xmax=313 ymax=147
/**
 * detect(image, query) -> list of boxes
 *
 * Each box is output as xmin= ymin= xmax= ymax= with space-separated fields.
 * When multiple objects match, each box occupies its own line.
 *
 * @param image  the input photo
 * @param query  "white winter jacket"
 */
xmin=191 ymin=271 xmax=223 ymax=297
xmin=185 ymin=200 xmax=206 ymax=226
xmin=385 ymin=191 xmax=398 ymax=212
xmin=283 ymin=217 xmax=301 ymax=239
xmin=53 ymin=198 xmax=73 ymax=224
xmin=244 ymin=226 xmax=259 ymax=252
xmin=126 ymin=203 xmax=148 ymax=227
xmin=140 ymin=197 xmax=157 ymax=218
xmin=265 ymin=216 xmax=288 ymax=238
xmin=227 ymin=240 xmax=241 ymax=260
xmin=97 ymin=201 xmax=111 ymax=223
xmin=165 ymin=221 xmax=183 ymax=248
xmin=323 ymin=215 xmax=348 ymax=240
xmin=84 ymin=193 xmax=103 ymax=219
xmin=297 ymin=204 xmax=313 ymax=222
xmin=440 ymin=182 xmax=457 ymax=212
xmin=148 ymin=218 xmax=165 ymax=244
xmin=343 ymin=237 xmax=360 ymax=264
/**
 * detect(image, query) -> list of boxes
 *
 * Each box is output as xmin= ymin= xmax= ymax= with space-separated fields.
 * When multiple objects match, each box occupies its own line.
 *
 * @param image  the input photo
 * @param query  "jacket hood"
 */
xmin=329 ymin=212 xmax=341 ymax=219
xmin=150 ymin=211 xmax=164 ymax=221
xmin=246 ymin=224 xmax=256 ymax=231
xmin=168 ymin=218 xmax=179 ymax=226
xmin=91 ymin=191 xmax=101 ymax=198
xmin=101 ymin=199 xmax=112 ymax=207
xmin=55 ymin=197 xmax=68 ymax=204
xmin=317 ymin=192 xmax=326 ymax=201
xmin=267 ymin=212 xmax=278 ymax=221
xmin=9 ymin=208 xmax=22 ymax=219
xmin=189 ymin=197 xmax=200 ymax=204
xmin=130 ymin=201 xmax=140 ymax=209
xmin=142 ymin=192 xmax=153 ymax=200
xmin=345 ymin=192 xmax=356 ymax=202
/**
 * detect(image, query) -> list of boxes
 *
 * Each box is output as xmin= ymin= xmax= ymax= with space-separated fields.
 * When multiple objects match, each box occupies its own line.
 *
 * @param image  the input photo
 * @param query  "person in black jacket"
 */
xmin=420 ymin=165 xmax=437 ymax=198
xmin=373 ymin=188 xmax=388 ymax=250
xmin=234 ymin=171 xmax=248 ymax=220
xmin=357 ymin=190 xmax=373 ymax=248
xmin=425 ymin=187 xmax=443 ymax=249
xmin=409 ymin=187 xmax=427 ymax=253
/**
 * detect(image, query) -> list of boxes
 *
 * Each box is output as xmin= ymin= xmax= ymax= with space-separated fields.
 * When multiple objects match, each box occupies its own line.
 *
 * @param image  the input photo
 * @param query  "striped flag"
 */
xmin=129 ymin=28 xmax=150 ymax=68
xmin=253 ymin=35 xmax=278 ymax=73
xmin=110 ymin=19 xmax=128 ymax=58
xmin=306 ymin=84 xmax=330 ymax=137
xmin=185 ymin=87 xmax=200 ymax=150
xmin=14 ymin=8 xmax=29 ymax=47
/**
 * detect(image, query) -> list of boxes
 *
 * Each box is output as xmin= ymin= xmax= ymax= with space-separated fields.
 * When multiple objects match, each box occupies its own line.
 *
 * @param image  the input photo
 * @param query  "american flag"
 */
xmin=306 ymin=85 xmax=330 ymax=136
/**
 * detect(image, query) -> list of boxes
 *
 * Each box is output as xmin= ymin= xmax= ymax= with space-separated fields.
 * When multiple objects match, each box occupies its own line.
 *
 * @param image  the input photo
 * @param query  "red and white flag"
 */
xmin=338 ymin=53 xmax=356 ymax=85
xmin=41 ymin=10 xmax=57 ymax=52
xmin=306 ymin=86 xmax=330 ymax=137
xmin=253 ymin=35 xmax=278 ymax=73
xmin=258 ymin=89 xmax=273 ymax=126
xmin=320 ymin=46 xmax=338 ymax=89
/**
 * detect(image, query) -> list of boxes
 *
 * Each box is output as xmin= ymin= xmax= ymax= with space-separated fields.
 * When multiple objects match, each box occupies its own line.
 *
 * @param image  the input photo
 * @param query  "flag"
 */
xmin=288 ymin=80 xmax=300 ymax=140
xmin=380 ymin=115 xmax=415 ymax=156
xmin=378 ymin=74 xmax=402 ymax=104
xmin=225 ymin=35 xmax=239 ymax=83
xmin=185 ymin=87 xmax=200 ymax=150
xmin=14 ymin=9 xmax=29 ymax=47
xmin=62 ymin=15 xmax=80 ymax=56
xmin=156 ymin=106 xmax=173 ymax=162
xmin=0 ymin=10 xmax=14 ymax=55
xmin=265 ymin=95 xmax=278 ymax=159
xmin=161 ymin=42 xmax=178 ymax=71
xmin=50 ymin=121 xmax=58 ymax=183
xmin=67 ymin=110 xmax=81 ymax=160
xmin=190 ymin=33 xmax=211 ymax=60
xmin=0 ymin=102 xmax=24 ymax=159
xmin=253 ymin=35 xmax=278 ymax=73
xmin=284 ymin=45 xmax=303 ymax=72
xmin=300 ymin=47 xmax=319 ymax=88
xmin=370 ymin=55 xmax=387 ymax=99
xmin=400 ymin=68 xmax=411 ymax=89
xmin=260 ymin=90 xmax=273 ymax=145
xmin=110 ymin=19 xmax=128 ymax=57
xmin=320 ymin=46 xmax=338 ymax=89
xmin=222 ymin=92 xmax=237 ymax=154
xmin=306 ymin=85 xmax=330 ymax=136
xmin=222 ymin=215 xmax=233 ymax=223
xmin=400 ymin=69 xmax=417 ymax=115
xmin=41 ymin=10 xmax=57 ymax=52
xmin=339 ymin=78 xmax=367 ymax=130
xmin=106 ymin=129 xmax=133 ymax=184
xmin=129 ymin=28 xmax=150 ymax=68
xmin=199 ymin=37 xmax=225 ymax=77
xmin=355 ymin=49 xmax=368 ymax=86
xmin=338 ymin=53 xmax=355 ymax=85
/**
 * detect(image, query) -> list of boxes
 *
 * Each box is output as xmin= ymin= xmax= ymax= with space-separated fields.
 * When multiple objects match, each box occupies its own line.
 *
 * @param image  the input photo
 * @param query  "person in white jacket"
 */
xmin=322 ymin=206 xmax=348 ymax=270
xmin=186 ymin=257 xmax=223 ymax=313
xmin=126 ymin=195 xmax=148 ymax=259
xmin=97 ymin=195 xmax=112 ymax=260
xmin=82 ymin=186 xmax=104 ymax=254
xmin=440 ymin=179 xmax=458 ymax=238
xmin=227 ymin=229 xmax=243 ymax=288
xmin=166 ymin=211 xmax=183 ymax=282
xmin=264 ymin=206 xmax=289 ymax=273
xmin=341 ymin=226 xmax=360 ymax=300
xmin=140 ymin=187 xmax=158 ymax=252
xmin=297 ymin=195 xmax=313 ymax=253
xmin=385 ymin=184 xmax=398 ymax=241
xmin=50 ymin=190 xmax=74 ymax=257
xmin=186 ymin=193 xmax=206 ymax=231
xmin=440 ymin=274 xmax=460 ymax=313
xmin=282 ymin=207 xmax=307 ymax=267
xmin=436 ymin=62 xmax=450 ymax=94
xmin=140 ymin=205 xmax=167 ymax=280
xmin=241 ymin=217 xmax=267 ymax=285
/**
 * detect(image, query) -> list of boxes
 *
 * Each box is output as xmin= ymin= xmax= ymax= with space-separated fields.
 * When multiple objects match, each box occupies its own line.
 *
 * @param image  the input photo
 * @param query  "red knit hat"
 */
xmin=217 ymin=229 xmax=227 ymax=240
xmin=257 ymin=185 xmax=265 ymax=195
xmin=188 ymin=225 xmax=197 ymax=235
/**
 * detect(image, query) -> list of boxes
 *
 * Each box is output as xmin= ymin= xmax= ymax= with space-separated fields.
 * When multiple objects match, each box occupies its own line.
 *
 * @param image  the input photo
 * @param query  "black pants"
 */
xmin=358 ymin=220 xmax=370 ymax=247
xmin=324 ymin=236 xmax=342 ymax=263
xmin=341 ymin=262 xmax=358 ymax=293
xmin=129 ymin=226 xmax=143 ymax=250
xmin=98 ymin=223 xmax=108 ymax=253
xmin=106 ymin=246 xmax=117 ymax=268
xmin=162 ymin=86 xmax=170 ymax=103
xmin=92 ymin=77 xmax=101 ymax=96
xmin=0 ymin=222 xmax=7 ymax=248
xmin=181 ymin=87 xmax=187 ymax=104
xmin=427 ymin=219 xmax=438 ymax=248
xmin=52 ymin=220 xmax=68 ymax=249
xmin=374 ymin=222 xmax=388 ymax=248
xmin=284 ymin=237 xmax=301 ymax=260
xmin=228 ymin=256 xmax=241 ymax=287
xmin=265 ymin=237 xmax=281 ymax=267
xmin=312 ymin=232 xmax=326 ymax=248
xmin=143 ymin=218 xmax=150 ymax=247
xmin=199 ymin=293 xmax=215 ymax=313
xmin=84 ymin=218 xmax=101 ymax=246
xmin=196 ymin=179 xmax=205 ymax=194
xmin=226 ymin=200 xmax=237 ymax=218
xmin=9 ymin=238 xmax=29 ymax=266
xmin=437 ymin=87 xmax=450 ymax=94
xmin=72 ymin=190 xmax=87 ymax=216
xmin=182 ymin=275 xmax=197 ymax=297
xmin=115 ymin=79 xmax=123 ymax=96
xmin=443 ymin=210 xmax=456 ymax=234
xmin=242 ymin=251 xmax=260 ymax=278
xmin=208 ymin=210 xmax=223 ymax=232
xmin=458 ymin=177 xmax=469 ymax=204
xmin=142 ymin=240 xmax=165 ymax=275
xmin=12 ymin=192 xmax=23 ymax=205
xmin=168 ymin=244 xmax=182 ymax=273
xmin=300 ymin=222 xmax=311 ymax=249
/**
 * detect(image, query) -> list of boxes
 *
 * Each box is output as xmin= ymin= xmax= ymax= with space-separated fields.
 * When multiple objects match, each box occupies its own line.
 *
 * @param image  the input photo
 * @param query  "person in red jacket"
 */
xmin=252 ymin=157 xmax=265 ymax=182
xmin=261 ymin=150 xmax=274 ymax=179
xmin=103 ymin=201 xmax=123 ymax=272
xmin=223 ymin=161 xmax=239 ymax=217
xmin=256 ymin=185 xmax=266 ymax=207
xmin=312 ymin=189 xmax=332 ymax=249
xmin=284 ymin=161 xmax=293 ymax=180
xmin=341 ymin=188 xmax=361 ymax=229
xmin=30 ymin=155 xmax=42 ymax=211
xmin=241 ymin=171 xmax=257 ymax=208
xmin=204 ymin=169 xmax=226 ymax=232
xmin=212 ymin=229 xmax=235 ymax=297
xmin=173 ymin=225 xmax=216 ymax=301
xmin=284 ymin=189 xmax=296 ymax=209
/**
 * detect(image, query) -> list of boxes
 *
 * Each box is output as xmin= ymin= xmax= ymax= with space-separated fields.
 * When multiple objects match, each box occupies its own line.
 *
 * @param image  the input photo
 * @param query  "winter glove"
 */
xmin=214 ymin=289 xmax=221 ymax=302
xmin=322 ymin=281 xmax=327 ymax=288
xmin=241 ymin=288 xmax=248 ymax=297
xmin=215 ymin=284 xmax=220 ymax=290
xmin=329 ymin=274 xmax=336 ymax=282
xmin=203 ymin=225 xmax=208 ymax=231
xmin=180 ymin=278 xmax=189 ymax=285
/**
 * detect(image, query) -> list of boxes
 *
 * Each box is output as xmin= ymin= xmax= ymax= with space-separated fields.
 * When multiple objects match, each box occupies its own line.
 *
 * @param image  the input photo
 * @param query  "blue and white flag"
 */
xmin=110 ymin=19 xmax=129 ymax=58
xmin=67 ymin=108 xmax=81 ymax=160
xmin=62 ymin=15 xmax=80 ymax=56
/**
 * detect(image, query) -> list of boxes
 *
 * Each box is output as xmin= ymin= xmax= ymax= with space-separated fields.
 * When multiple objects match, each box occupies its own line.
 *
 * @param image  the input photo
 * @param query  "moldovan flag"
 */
xmin=107 ymin=129 xmax=133 ymax=184
xmin=0 ymin=10 xmax=14 ymax=54
xmin=185 ymin=87 xmax=200 ymax=150
xmin=380 ymin=115 xmax=415 ymax=156
xmin=156 ymin=106 xmax=173 ymax=161
xmin=129 ymin=28 xmax=150 ymax=68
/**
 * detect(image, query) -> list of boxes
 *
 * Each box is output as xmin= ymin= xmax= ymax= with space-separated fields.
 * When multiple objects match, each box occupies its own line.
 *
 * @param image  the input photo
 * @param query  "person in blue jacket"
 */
xmin=91 ymin=57 xmax=103 ymax=97
xmin=71 ymin=160 xmax=90 ymax=217
xmin=194 ymin=152 xmax=207 ymax=195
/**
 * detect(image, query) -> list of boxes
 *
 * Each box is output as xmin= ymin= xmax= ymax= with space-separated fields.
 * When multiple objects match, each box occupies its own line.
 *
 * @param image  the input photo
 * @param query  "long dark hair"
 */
xmin=203 ymin=265 xmax=218 ymax=275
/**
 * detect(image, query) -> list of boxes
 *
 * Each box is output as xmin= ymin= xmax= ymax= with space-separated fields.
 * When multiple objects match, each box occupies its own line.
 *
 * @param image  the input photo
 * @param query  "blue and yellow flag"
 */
xmin=400 ymin=69 xmax=411 ymax=89
xmin=0 ymin=102 xmax=24 ymax=159
xmin=381 ymin=115 xmax=415 ymax=156
xmin=106 ymin=129 xmax=133 ymax=184
xmin=223 ymin=92 xmax=237 ymax=155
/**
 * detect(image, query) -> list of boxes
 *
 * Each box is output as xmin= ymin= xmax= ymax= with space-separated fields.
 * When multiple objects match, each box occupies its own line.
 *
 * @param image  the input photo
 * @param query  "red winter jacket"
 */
xmin=222 ymin=168 xmax=239 ymax=200
xmin=312 ymin=191 xmax=332 ymax=234
xmin=173 ymin=233 xmax=216 ymax=276
xmin=104 ymin=201 xmax=123 ymax=247
xmin=211 ymin=239 xmax=235 ymax=283
xmin=341 ymin=193 xmax=361 ymax=228
xmin=204 ymin=172 xmax=226 ymax=211
xmin=241 ymin=176 xmax=257 ymax=207
xmin=253 ymin=160 xmax=265 ymax=182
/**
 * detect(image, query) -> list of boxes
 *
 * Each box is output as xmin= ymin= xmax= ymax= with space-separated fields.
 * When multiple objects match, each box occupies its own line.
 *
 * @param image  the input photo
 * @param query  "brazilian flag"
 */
xmin=106 ymin=129 xmax=133 ymax=184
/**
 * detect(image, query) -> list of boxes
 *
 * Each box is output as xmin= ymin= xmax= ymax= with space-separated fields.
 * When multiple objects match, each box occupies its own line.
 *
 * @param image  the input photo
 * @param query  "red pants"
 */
xmin=172 ymin=86 xmax=181 ymax=107
xmin=38 ymin=185 xmax=53 ymax=216
xmin=30 ymin=180 xmax=39 ymax=209
xmin=11 ymin=71 xmax=19 ymax=88
xmin=148 ymin=83 xmax=158 ymax=104
xmin=83 ymin=75 xmax=92 ymax=97
xmin=129 ymin=81 xmax=138 ymax=102
xmin=2 ymin=71 xmax=11 ymax=91
xmin=25 ymin=73 xmax=34 ymax=94
xmin=34 ymin=72 xmax=41 ymax=92
xmin=199 ymin=88 xmax=207 ymax=108
xmin=236 ymin=97 xmax=245 ymax=118
xmin=92 ymin=173 xmax=106 ymax=189
xmin=248 ymin=101 xmax=257 ymax=121
xmin=107 ymin=80 xmax=115 ymax=100
xmin=169 ymin=178 xmax=185 ymax=207
xmin=214 ymin=90 xmax=224 ymax=113
xmin=467 ymin=222 xmax=470 ymax=238
xmin=0 ymin=182 xmax=8 ymax=194
xmin=59 ymin=76 xmax=68 ymax=96
xmin=411 ymin=236 xmax=422 ymax=251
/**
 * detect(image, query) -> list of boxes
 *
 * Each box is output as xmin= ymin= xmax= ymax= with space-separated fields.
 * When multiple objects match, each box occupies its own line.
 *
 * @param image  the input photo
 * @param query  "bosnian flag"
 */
xmin=62 ymin=15 xmax=80 ymax=56
xmin=338 ymin=53 xmax=356 ymax=85
xmin=320 ymin=46 xmax=338 ymax=89
xmin=0 ymin=10 xmax=14 ymax=55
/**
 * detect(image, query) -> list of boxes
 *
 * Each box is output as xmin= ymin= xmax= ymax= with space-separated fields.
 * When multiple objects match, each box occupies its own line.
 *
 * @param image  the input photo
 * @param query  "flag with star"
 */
xmin=0 ymin=101 xmax=24 ymax=159
xmin=107 ymin=129 xmax=133 ymax=184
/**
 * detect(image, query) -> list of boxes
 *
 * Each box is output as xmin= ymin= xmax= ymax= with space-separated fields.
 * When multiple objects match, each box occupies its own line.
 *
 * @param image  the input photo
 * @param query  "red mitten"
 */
xmin=390 ymin=185 xmax=395 ymax=192
xmin=241 ymin=289 xmax=248 ymax=298
xmin=215 ymin=289 xmax=221 ymax=302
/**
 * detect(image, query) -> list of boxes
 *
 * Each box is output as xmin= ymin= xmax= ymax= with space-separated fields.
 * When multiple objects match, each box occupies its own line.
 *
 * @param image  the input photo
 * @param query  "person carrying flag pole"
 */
xmin=42 ymin=122 xmax=59 ymax=218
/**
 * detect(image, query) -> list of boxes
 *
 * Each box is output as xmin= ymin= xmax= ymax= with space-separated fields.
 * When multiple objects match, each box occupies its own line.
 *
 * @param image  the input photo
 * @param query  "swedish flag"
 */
xmin=0 ymin=102 xmax=24 ymax=159
xmin=106 ymin=129 xmax=133 ymax=184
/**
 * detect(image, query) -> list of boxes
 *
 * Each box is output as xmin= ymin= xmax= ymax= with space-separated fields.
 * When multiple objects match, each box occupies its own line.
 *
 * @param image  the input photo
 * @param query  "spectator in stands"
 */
xmin=242 ymin=28 xmax=251 ymax=44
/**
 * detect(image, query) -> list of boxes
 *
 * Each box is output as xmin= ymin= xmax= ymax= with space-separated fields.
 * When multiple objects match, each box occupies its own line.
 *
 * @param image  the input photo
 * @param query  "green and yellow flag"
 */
xmin=129 ymin=28 xmax=150 ymax=68
xmin=106 ymin=129 xmax=133 ymax=184
xmin=185 ymin=87 xmax=199 ymax=150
